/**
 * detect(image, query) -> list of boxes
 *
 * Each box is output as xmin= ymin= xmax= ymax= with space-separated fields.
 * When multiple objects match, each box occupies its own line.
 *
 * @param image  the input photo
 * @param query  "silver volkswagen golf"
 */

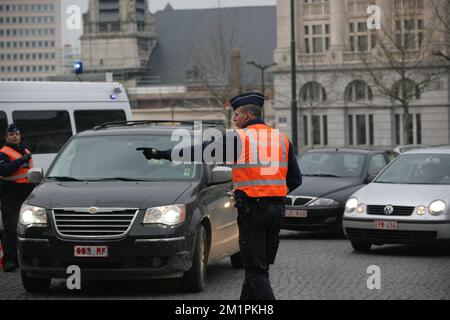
xmin=343 ymin=148 xmax=450 ymax=252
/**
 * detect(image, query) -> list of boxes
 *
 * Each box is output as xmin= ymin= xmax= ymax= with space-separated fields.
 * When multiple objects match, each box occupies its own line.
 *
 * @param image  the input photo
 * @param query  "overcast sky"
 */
xmin=61 ymin=0 xmax=276 ymax=48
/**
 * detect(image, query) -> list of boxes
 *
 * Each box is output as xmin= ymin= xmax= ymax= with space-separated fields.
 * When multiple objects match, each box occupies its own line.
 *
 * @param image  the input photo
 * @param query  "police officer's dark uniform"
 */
xmin=0 ymin=124 xmax=34 ymax=272
xmin=138 ymin=92 xmax=302 ymax=300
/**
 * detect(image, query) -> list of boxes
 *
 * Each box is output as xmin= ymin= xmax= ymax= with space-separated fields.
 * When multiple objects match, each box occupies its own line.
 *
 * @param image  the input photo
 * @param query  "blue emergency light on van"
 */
xmin=73 ymin=61 xmax=83 ymax=74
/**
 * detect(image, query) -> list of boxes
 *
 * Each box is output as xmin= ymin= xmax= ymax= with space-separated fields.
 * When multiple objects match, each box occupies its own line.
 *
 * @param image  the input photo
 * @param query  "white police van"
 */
xmin=0 ymin=81 xmax=133 ymax=172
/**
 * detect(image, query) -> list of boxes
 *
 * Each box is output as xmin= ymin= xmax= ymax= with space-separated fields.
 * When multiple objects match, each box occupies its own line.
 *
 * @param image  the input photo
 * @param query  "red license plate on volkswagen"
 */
xmin=374 ymin=221 xmax=398 ymax=230
xmin=74 ymin=246 xmax=108 ymax=258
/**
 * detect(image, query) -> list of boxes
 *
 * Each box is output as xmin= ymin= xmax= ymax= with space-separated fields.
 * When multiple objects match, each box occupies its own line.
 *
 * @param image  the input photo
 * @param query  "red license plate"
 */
xmin=285 ymin=210 xmax=308 ymax=218
xmin=374 ymin=221 xmax=398 ymax=230
xmin=74 ymin=246 xmax=108 ymax=258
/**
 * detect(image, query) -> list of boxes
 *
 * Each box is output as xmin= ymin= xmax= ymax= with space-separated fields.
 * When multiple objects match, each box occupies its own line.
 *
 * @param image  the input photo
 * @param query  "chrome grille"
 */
xmin=285 ymin=196 xmax=314 ymax=207
xmin=367 ymin=205 xmax=415 ymax=216
xmin=52 ymin=208 xmax=138 ymax=239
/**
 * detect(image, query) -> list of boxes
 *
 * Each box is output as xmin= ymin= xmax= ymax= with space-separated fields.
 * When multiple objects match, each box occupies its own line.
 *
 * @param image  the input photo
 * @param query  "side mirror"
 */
xmin=366 ymin=174 xmax=377 ymax=183
xmin=210 ymin=166 xmax=232 ymax=185
xmin=27 ymin=167 xmax=44 ymax=184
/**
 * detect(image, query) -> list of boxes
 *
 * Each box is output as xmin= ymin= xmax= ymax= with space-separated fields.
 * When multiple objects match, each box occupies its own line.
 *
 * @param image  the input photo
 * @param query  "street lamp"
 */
xmin=246 ymin=61 xmax=277 ymax=97
xmin=290 ymin=0 xmax=298 ymax=155
xmin=246 ymin=61 xmax=277 ymax=121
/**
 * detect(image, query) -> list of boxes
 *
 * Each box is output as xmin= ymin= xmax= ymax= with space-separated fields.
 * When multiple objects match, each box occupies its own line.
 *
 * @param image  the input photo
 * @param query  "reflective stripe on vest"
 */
xmin=232 ymin=124 xmax=289 ymax=197
xmin=0 ymin=146 xmax=32 ymax=184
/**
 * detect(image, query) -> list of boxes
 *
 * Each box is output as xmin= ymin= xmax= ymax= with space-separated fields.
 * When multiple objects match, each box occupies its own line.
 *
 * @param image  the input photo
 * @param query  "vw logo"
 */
xmin=384 ymin=205 xmax=394 ymax=215
xmin=88 ymin=207 xmax=99 ymax=214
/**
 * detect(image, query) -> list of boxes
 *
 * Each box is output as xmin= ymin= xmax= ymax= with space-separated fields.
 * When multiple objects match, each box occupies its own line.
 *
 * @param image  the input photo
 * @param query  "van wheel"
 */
xmin=21 ymin=271 xmax=51 ymax=293
xmin=230 ymin=252 xmax=243 ymax=269
xmin=351 ymin=241 xmax=372 ymax=253
xmin=182 ymin=225 xmax=208 ymax=292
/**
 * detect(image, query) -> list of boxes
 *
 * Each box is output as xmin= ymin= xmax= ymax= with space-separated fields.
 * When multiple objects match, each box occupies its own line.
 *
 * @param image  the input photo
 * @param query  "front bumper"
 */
xmin=282 ymin=205 xmax=343 ymax=231
xmin=18 ymin=235 xmax=195 ymax=280
xmin=343 ymin=217 xmax=450 ymax=244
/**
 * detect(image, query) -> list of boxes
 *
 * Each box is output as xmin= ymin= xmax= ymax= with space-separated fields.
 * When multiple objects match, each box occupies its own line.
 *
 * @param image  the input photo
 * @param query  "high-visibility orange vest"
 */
xmin=0 ymin=146 xmax=33 ymax=184
xmin=232 ymin=123 xmax=289 ymax=198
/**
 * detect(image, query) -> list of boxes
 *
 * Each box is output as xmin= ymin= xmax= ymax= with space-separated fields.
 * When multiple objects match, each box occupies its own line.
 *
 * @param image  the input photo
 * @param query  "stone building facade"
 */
xmin=80 ymin=0 xmax=157 ymax=85
xmin=274 ymin=0 xmax=450 ymax=152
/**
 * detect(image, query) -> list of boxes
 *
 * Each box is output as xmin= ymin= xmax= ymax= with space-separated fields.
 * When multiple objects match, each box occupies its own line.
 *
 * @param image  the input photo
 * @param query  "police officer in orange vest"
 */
xmin=0 ymin=124 xmax=34 ymax=272
xmin=138 ymin=92 xmax=302 ymax=299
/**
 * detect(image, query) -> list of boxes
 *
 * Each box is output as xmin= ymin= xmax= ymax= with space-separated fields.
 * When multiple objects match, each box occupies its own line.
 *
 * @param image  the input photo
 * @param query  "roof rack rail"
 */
xmin=92 ymin=120 xmax=226 ymax=131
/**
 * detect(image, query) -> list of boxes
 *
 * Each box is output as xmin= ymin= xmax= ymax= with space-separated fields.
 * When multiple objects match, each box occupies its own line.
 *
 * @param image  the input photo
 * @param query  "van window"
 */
xmin=12 ymin=110 xmax=72 ymax=154
xmin=0 ymin=111 xmax=7 ymax=147
xmin=74 ymin=110 xmax=127 ymax=133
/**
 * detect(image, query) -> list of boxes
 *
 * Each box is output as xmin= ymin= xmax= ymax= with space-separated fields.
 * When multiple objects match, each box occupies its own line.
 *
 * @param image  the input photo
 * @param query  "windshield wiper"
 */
xmin=47 ymin=176 xmax=83 ymax=182
xmin=86 ymin=177 xmax=151 ymax=182
xmin=304 ymin=174 xmax=341 ymax=178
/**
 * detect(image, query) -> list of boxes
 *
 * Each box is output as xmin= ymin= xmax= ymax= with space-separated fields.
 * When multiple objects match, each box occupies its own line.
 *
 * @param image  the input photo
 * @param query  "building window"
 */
xmin=345 ymin=81 xmax=373 ymax=102
xmin=394 ymin=113 xmax=422 ymax=145
xmin=303 ymin=115 xmax=308 ymax=146
xmin=304 ymin=23 xmax=330 ymax=54
xmin=303 ymin=114 xmax=328 ymax=146
xmin=349 ymin=21 xmax=376 ymax=52
xmin=348 ymin=114 xmax=374 ymax=146
xmin=393 ymin=79 xmax=421 ymax=100
xmin=395 ymin=19 xmax=424 ymax=50
xmin=301 ymin=82 xmax=327 ymax=105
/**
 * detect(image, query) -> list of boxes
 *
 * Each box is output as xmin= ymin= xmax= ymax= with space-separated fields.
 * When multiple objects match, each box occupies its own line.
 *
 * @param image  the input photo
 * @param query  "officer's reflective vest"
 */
xmin=0 ymin=146 xmax=33 ymax=184
xmin=232 ymin=123 xmax=289 ymax=197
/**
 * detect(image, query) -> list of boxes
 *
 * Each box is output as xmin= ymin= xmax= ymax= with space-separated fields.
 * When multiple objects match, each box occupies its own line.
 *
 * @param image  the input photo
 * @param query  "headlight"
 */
xmin=19 ymin=205 xmax=48 ymax=226
xmin=308 ymin=198 xmax=339 ymax=207
xmin=143 ymin=205 xmax=186 ymax=226
xmin=429 ymin=200 xmax=447 ymax=216
xmin=345 ymin=197 xmax=359 ymax=213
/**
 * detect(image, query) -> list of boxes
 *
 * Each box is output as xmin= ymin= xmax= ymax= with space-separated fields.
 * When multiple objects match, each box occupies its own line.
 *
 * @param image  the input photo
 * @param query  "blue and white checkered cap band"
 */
xmin=230 ymin=92 xmax=264 ymax=110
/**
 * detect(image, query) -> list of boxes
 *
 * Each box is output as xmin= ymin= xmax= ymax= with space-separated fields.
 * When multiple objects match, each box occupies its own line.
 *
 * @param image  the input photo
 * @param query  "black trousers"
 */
xmin=236 ymin=199 xmax=284 ymax=300
xmin=0 ymin=183 xmax=34 ymax=266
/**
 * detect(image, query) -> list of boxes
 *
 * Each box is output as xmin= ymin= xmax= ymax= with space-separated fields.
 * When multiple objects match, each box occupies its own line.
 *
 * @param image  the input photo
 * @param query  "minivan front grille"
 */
xmin=52 ymin=208 xmax=138 ymax=239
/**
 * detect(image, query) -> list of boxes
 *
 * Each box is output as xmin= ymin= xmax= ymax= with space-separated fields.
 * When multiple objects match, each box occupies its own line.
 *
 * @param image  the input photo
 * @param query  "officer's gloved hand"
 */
xmin=136 ymin=147 xmax=166 ymax=160
xmin=19 ymin=153 xmax=32 ymax=163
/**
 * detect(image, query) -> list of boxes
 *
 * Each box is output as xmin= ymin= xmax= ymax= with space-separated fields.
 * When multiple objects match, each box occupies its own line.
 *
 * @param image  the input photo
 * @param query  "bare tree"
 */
xmin=357 ymin=0 xmax=447 ymax=144
xmin=431 ymin=0 xmax=450 ymax=62
xmin=185 ymin=9 xmax=243 ymax=128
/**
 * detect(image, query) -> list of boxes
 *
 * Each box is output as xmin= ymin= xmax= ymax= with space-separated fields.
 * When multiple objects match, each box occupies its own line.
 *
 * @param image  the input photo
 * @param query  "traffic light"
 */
xmin=72 ymin=61 xmax=83 ymax=74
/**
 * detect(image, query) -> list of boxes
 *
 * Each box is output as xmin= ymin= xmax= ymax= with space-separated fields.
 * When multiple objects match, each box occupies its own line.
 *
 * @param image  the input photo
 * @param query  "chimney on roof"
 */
xmin=230 ymin=48 xmax=241 ymax=97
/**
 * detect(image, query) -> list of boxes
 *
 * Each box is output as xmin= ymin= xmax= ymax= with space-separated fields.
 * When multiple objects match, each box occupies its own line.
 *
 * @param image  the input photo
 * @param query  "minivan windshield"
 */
xmin=375 ymin=154 xmax=450 ymax=185
xmin=299 ymin=152 xmax=366 ymax=178
xmin=47 ymin=134 xmax=197 ymax=181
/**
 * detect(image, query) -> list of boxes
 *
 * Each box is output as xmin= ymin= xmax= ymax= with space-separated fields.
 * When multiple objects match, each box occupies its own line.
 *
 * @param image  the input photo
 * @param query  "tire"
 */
xmin=182 ymin=224 xmax=209 ymax=292
xmin=21 ymin=271 xmax=51 ymax=293
xmin=230 ymin=252 xmax=243 ymax=269
xmin=351 ymin=241 xmax=372 ymax=253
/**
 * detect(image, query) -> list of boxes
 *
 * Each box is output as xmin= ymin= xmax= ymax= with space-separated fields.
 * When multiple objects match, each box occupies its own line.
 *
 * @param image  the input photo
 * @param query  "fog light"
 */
xmin=150 ymin=257 xmax=163 ymax=268
xmin=356 ymin=204 xmax=366 ymax=214
xmin=416 ymin=206 xmax=426 ymax=216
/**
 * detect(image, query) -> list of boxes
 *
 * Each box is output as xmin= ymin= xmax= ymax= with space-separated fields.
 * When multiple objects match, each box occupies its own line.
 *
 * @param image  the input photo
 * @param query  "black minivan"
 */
xmin=18 ymin=121 xmax=241 ymax=293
